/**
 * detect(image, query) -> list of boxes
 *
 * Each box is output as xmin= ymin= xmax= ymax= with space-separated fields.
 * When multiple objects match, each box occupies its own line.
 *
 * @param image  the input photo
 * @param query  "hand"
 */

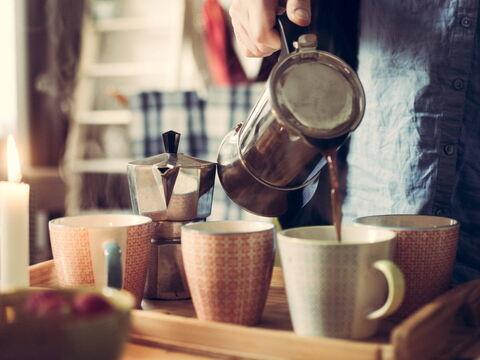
xmin=229 ymin=0 xmax=311 ymax=58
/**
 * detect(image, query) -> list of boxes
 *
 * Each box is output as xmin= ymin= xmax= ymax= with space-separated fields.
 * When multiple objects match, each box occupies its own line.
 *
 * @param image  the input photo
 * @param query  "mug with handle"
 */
xmin=278 ymin=225 xmax=405 ymax=339
xmin=49 ymin=214 xmax=153 ymax=307
xmin=103 ymin=241 xmax=122 ymax=289
xmin=354 ymin=214 xmax=459 ymax=317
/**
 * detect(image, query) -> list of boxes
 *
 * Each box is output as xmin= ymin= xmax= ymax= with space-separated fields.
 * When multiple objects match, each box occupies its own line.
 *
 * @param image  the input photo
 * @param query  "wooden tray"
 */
xmin=30 ymin=261 xmax=480 ymax=360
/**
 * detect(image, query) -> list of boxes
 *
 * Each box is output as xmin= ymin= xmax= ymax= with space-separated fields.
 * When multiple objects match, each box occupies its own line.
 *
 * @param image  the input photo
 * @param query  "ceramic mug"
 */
xmin=49 ymin=214 xmax=153 ymax=307
xmin=354 ymin=215 xmax=459 ymax=317
xmin=181 ymin=221 xmax=275 ymax=326
xmin=278 ymin=225 xmax=405 ymax=339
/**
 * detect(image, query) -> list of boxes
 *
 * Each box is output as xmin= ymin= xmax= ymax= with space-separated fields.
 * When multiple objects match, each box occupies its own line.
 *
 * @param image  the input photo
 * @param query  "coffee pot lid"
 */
xmin=127 ymin=130 xmax=216 ymax=222
xmin=128 ymin=130 xmax=214 ymax=169
xmin=270 ymin=33 xmax=365 ymax=139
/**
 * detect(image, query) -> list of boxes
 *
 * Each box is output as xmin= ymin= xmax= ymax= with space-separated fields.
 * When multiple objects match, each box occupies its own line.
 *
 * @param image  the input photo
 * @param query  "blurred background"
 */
xmin=0 ymin=0 xmax=271 ymax=264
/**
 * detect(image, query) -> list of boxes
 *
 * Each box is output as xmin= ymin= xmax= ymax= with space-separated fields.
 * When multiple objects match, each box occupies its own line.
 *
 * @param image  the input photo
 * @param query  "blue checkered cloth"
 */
xmin=130 ymin=84 xmax=265 ymax=220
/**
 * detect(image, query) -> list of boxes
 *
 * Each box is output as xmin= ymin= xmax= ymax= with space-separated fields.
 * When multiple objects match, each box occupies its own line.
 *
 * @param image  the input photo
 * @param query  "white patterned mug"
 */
xmin=354 ymin=215 xmax=459 ymax=317
xmin=278 ymin=225 xmax=405 ymax=339
xmin=49 ymin=214 xmax=153 ymax=308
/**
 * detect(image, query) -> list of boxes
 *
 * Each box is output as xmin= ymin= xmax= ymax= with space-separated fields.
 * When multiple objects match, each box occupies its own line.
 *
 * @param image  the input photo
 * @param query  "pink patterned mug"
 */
xmin=49 ymin=214 xmax=153 ymax=307
xmin=181 ymin=221 xmax=275 ymax=326
xmin=354 ymin=215 xmax=459 ymax=317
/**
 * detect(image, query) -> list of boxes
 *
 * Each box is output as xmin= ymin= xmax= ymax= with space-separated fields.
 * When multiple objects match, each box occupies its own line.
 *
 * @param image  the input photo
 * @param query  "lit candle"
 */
xmin=0 ymin=135 xmax=29 ymax=290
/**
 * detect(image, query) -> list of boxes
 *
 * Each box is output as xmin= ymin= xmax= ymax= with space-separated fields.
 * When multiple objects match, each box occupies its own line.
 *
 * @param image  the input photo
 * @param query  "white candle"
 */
xmin=0 ymin=135 xmax=29 ymax=290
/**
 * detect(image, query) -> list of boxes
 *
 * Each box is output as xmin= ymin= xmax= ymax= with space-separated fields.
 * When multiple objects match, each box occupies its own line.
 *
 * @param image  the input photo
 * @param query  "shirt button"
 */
xmin=460 ymin=16 xmax=472 ymax=28
xmin=452 ymin=78 xmax=465 ymax=91
xmin=444 ymin=144 xmax=455 ymax=156
xmin=435 ymin=208 xmax=450 ymax=217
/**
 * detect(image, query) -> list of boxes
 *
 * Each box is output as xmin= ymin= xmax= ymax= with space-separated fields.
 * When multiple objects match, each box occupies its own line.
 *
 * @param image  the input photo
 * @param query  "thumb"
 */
xmin=286 ymin=0 xmax=311 ymax=26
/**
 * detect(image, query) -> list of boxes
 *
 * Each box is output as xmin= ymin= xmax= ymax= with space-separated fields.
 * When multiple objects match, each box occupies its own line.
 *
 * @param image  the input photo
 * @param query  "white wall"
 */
xmin=0 ymin=0 xmax=28 ymax=164
xmin=0 ymin=0 xmax=18 ymax=137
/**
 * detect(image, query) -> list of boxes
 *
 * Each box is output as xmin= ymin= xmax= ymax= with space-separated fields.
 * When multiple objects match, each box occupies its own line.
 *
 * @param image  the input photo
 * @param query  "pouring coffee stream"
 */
xmin=325 ymin=150 xmax=342 ymax=242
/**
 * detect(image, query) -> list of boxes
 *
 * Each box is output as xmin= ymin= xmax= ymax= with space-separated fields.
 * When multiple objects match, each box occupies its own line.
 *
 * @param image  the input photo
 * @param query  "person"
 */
xmin=229 ymin=0 xmax=480 ymax=283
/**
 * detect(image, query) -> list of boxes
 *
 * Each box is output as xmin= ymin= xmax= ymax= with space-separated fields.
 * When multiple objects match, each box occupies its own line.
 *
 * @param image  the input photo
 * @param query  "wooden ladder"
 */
xmin=63 ymin=0 xmax=189 ymax=214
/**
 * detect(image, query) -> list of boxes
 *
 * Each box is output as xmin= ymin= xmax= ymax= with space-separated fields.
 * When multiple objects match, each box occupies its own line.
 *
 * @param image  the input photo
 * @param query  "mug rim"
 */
xmin=182 ymin=220 xmax=274 ymax=236
xmin=278 ymin=225 xmax=396 ymax=246
xmin=354 ymin=214 xmax=459 ymax=231
xmin=49 ymin=214 xmax=152 ymax=229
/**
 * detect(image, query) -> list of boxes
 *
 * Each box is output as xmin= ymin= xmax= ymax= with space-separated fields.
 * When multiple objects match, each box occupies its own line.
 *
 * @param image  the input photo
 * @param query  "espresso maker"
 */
xmin=217 ymin=17 xmax=366 ymax=217
xmin=127 ymin=131 xmax=216 ymax=299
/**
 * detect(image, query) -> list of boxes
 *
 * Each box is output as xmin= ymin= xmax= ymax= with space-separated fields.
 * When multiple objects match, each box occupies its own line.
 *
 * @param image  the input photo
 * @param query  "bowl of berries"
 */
xmin=0 ymin=287 xmax=134 ymax=360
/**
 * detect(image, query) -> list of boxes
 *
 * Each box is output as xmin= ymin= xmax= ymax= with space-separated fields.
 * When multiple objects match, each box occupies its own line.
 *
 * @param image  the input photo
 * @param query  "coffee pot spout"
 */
xmin=153 ymin=164 xmax=179 ymax=208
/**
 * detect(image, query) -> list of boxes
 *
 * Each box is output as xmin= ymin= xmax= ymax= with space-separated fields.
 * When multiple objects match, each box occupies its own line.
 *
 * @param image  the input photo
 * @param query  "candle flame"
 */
xmin=7 ymin=135 xmax=22 ymax=183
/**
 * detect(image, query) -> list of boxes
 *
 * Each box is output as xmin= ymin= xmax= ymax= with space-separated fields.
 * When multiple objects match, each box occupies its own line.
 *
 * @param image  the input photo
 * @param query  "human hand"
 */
xmin=229 ymin=0 xmax=311 ymax=57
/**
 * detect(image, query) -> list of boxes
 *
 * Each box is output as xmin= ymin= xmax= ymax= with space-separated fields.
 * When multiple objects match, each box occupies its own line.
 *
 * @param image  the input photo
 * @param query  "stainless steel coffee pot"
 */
xmin=217 ymin=18 xmax=365 ymax=217
xmin=143 ymin=220 xmax=193 ymax=300
xmin=127 ymin=130 xmax=216 ymax=222
xmin=127 ymin=131 xmax=216 ymax=300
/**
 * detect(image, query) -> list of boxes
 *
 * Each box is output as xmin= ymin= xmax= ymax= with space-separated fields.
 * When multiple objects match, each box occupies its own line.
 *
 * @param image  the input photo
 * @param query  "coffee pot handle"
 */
xmin=276 ymin=13 xmax=310 ymax=59
xmin=367 ymin=260 xmax=406 ymax=320
xmin=103 ymin=241 xmax=123 ymax=289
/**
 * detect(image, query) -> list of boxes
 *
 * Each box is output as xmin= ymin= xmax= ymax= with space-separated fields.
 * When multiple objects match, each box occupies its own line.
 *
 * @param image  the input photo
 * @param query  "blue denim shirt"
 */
xmin=341 ymin=1 xmax=480 ymax=282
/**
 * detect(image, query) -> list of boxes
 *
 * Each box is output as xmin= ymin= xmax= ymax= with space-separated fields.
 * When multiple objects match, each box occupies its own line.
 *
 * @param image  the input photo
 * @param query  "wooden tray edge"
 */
xmin=130 ymin=309 xmax=386 ymax=360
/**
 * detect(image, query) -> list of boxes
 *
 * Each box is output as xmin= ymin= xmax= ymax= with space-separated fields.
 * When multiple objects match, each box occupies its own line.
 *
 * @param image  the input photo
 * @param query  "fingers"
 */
xmin=286 ymin=0 xmax=311 ymax=26
xmin=229 ymin=0 xmax=281 ymax=58
xmin=249 ymin=0 xmax=281 ymax=51
xmin=232 ymin=19 xmax=271 ymax=57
